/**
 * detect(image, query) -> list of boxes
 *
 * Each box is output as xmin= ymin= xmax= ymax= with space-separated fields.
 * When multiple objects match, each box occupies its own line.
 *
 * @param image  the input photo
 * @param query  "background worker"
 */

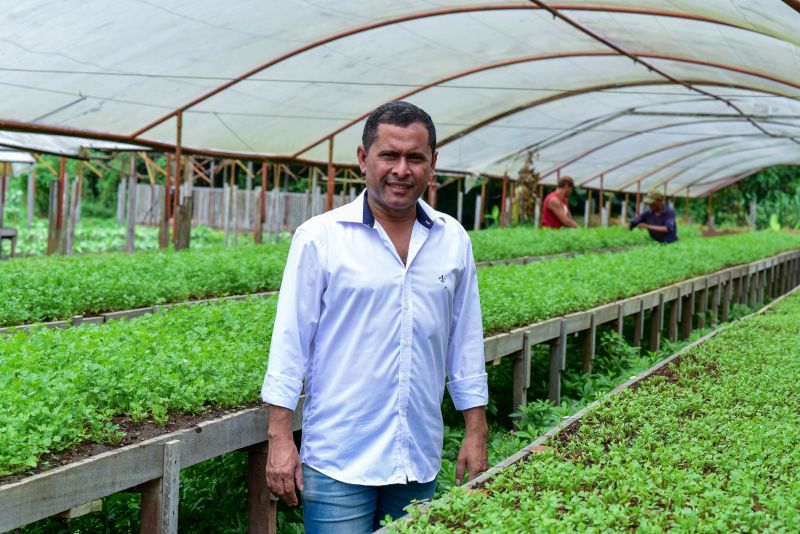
xmin=629 ymin=191 xmax=678 ymax=243
xmin=541 ymin=176 xmax=578 ymax=229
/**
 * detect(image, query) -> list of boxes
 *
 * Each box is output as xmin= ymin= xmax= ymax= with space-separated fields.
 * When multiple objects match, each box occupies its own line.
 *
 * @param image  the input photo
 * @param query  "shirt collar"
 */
xmin=335 ymin=190 xmax=437 ymax=229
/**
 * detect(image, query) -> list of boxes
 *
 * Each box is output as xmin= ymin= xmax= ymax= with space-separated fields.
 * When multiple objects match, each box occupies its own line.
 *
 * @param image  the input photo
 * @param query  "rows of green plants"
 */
xmin=469 ymin=224 xmax=700 ymax=262
xmin=478 ymin=230 xmax=800 ymax=333
xmin=3 ymin=231 xmax=798 ymax=477
xmin=0 ymin=297 xmax=276 ymax=476
xmin=0 ymin=243 xmax=289 ymax=327
xmin=0 ymin=224 xmax=701 ymax=327
xmin=393 ymin=291 xmax=800 ymax=532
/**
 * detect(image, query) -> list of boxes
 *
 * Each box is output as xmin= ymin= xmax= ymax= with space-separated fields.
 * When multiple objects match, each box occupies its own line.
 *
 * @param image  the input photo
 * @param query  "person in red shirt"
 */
xmin=542 ymin=176 xmax=578 ymax=229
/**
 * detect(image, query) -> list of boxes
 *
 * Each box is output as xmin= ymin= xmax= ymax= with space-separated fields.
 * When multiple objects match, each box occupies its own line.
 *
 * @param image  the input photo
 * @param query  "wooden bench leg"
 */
xmin=632 ymin=300 xmax=644 ymax=348
xmin=512 ymin=333 xmax=531 ymax=412
xmin=648 ymin=294 xmax=664 ymax=353
xmin=140 ymin=439 xmax=180 ymax=534
xmin=581 ymin=314 xmax=596 ymax=374
xmin=548 ymin=320 xmax=567 ymax=406
xmin=680 ymin=292 xmax=694 ymax=340
xmin=247 ymin=443 xmax=278 ymax=534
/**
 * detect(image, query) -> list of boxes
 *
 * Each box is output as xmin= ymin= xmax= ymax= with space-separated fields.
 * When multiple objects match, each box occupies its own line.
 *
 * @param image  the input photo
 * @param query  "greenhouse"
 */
xmin=1 ymin=1 xmax=799 ymax=533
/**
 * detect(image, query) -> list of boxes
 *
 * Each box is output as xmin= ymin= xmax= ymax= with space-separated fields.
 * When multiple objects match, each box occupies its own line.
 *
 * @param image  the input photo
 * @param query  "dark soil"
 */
xmin=0 ymin=402 xmax=262 ymax=486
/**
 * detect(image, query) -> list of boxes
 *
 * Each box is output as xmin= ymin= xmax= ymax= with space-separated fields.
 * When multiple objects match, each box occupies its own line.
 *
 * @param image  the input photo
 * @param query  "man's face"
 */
xmin=563 ymin=185 xmax=574 ymax=198
xmin=649 ymin=199 xmax=663 ymax=212
xmin=358 ymin=122 xmax=437 ymax=217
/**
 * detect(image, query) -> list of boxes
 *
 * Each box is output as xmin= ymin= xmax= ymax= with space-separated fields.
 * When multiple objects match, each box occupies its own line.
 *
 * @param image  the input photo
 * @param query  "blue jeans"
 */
xmin=301 ymin=464 xmax=437 ymax=533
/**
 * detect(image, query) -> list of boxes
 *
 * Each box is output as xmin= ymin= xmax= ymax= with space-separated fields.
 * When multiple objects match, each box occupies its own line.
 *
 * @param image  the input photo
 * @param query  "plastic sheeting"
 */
xmin=0 ymin=1 xmax=798 ymax=196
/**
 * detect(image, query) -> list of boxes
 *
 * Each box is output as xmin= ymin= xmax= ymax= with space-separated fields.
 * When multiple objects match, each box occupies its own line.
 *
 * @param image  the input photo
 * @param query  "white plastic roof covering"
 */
xmin=0 ymin=147 xmax=34 ymax=164
xmin=0 ymin=132 xmax=145 ymax=157
xmin=1 ymin=1 xmax=799 ymax=197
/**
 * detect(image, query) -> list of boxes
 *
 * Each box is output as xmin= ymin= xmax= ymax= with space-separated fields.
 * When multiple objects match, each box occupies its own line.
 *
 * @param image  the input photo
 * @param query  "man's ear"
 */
xmin=357 ymin=145 xmax=368 ymax=174
xmin=430 ymin=150 xmax=438 ymax=173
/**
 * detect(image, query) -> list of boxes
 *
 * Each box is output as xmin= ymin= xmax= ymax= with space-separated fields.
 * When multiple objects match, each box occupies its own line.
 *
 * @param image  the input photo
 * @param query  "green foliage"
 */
xmin=1 ymin=223 xmax=704 ymax=327
xmin=0 ymin=242 xmax=288 ymax=326
xmin=393 ymin=291 xmax=800 ymax=532
xmin=478 ymin=231 xmax=800 ymax=334
xmin=468 ymin=225 xmax=700 ymax=263
xmin=0 ymin=297 xmax=276 ymax=476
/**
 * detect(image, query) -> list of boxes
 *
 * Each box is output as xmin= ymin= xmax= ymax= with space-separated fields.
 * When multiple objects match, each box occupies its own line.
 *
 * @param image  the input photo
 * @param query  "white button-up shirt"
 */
xmin=261 ymin=192 xmax=487 ymax=486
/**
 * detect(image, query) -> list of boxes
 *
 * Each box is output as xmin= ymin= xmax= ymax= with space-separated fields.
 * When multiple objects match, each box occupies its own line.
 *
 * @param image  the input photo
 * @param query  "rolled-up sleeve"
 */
xmin=261 ymin=227 xmax=326 ymax=410
xmin=445 ymin=235 xmax=488 ymax=411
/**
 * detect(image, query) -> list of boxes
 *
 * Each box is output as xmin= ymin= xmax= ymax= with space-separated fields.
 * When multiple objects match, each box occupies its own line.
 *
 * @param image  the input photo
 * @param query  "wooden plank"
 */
xmin=581 ymin=313 xmax=596 ymax=373
xmin=483 ymin=330 xmax=525 ymax=363
xmin=0 ymin=403 xmax=304 ymax=533
xmin=525 ymin=318 xmax=562 ymax=346
xmin=53 ymin=499 xmax=102 ymax=519
xmin=615 ymin=303 xmax=624 ymax=336
xmin=547 ymin=320 xmax=567 ymax=405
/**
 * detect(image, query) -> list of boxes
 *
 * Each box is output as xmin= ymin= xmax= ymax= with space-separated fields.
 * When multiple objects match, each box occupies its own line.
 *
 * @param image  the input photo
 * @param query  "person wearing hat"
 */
xmin=628 ymin=191 xmax=678 ymax=243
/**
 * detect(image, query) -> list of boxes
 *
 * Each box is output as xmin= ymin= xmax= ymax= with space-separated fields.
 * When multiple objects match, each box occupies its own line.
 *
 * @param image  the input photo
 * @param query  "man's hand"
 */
xmin=266 ymin=406 xmax=303 ymax=506
xmin=455 ymin=406 xmax=488 ymax=485
xmin=638 ymin=223 xmax=650 ymax=230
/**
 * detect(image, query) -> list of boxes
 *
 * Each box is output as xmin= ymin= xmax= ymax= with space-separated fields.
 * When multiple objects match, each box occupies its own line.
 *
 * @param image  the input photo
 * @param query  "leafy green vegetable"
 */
xmin=469 ymin=224 xmax=700 ymax=262
xmin=393 ymin=291 xmax=800 ymax=533
xmin=0 ymin=224 xmax=703 ymax=327
xmin=0 ymin=297 xmax=276 ymax=476
xmin=478 ymin=231 xmax=800 ymax=334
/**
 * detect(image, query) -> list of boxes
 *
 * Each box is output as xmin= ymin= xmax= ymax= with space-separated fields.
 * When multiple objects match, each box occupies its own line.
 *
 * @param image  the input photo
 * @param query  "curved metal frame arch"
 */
xmin=127 ymin=3 xmax=800 ymax=140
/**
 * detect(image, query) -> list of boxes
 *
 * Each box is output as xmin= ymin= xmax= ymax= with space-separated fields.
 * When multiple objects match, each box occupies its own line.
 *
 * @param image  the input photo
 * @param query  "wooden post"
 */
xmin=158 ymin=154 xmax=171 ymax=249
xmin=685 ymin=188 xmax=690 ymax=223
xmin=480 ymin=179 xmax=487 ymax=224
xmin=64 ymin=172 xmax=81 ymax=255
xmin=125 ymin=153 xmax=137 ymax=253
xmin=56 ymin=157 xmax=65 ymax=238
xmin=758 ymin=268 xmax=766 ymax=305
xmin=27 ymin=162 xmax=36 ymax=229
xmin=223 ymin=182 xmax=231 ymax=245
xmin=680 ymin=290 xmax=694 ymax=339
xmin=697 ymin=279 xmax=708 ymax=328
xmin=711 ymin=275 xmax=721 ymax=325
xmin=499 ymin=175 xmax=508 ymax=228
xmin=668 ymin=293 xmax=680 ymax=342
xmin=512 ymin=334 xmax=530 ymax=412
xmin=707 ymin=193 xmax=714 ymax=228
xmin=598 ymin=175 xmax=604 ymax=218
xmin=47 ymin=178 xmax=59 ymax=255
xmin=172 ymin=113 xmax=183 ymax=246
xmin=254 ymin=163 xmax=266 ymax=245
xmin=273 ymin=163 xmax=281 ymax=243
xmin=326 ymin=138 xmax=335 ymax=212
xmin=0 ymin=163 xmax=8 ymax=228
xmin=632 ymin=300 xmax=644 ymax=348
xmin=582 ymin=313 xmax=596 ymax=374
xmin=615 ymin=303 xmax=624 ymax=337
xmin=139 ymin=439 xmax=180 ymax=534
xmin=721 ymin=275 xmax=732 ymax=323
xmin=548 ymin=320 xmax=567 ymax=405
xmin=232 ymin=164 xmax=240 ymax=246
xmin=648 ymin=294 xmax=663 ymax=352
xmin=247 ymin=442 xmax=277 ymax=534
xmin=586 ymin=189 xmax=593 ymax=227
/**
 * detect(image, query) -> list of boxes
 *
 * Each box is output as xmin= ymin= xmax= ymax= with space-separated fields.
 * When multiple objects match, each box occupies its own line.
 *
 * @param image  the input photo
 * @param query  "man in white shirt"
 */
xmin=261 ymin=101 xmax=489 ymax=533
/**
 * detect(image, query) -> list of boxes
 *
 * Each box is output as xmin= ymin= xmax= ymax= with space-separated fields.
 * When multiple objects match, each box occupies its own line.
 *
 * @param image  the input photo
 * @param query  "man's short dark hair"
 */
xmin=362 ymin=101 xmax=437 ymax=154
xmin=558 ymin=176 xmax=575 ymax=189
